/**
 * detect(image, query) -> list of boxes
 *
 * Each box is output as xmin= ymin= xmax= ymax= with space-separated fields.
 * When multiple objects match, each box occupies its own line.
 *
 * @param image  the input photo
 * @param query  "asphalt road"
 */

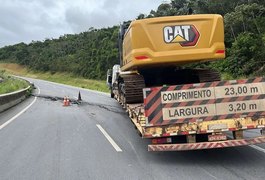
xmin=1 ymin=78 xmax=265 ymax=180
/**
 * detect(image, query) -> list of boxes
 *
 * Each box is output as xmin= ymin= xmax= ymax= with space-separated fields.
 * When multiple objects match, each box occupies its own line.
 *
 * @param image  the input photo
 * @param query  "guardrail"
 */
xmin=0 ymin=81 xmax=31 ymax=113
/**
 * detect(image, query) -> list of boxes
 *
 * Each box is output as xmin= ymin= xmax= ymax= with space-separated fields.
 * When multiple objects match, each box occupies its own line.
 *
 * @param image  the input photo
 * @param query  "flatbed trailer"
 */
xmin=109 ymin=15 xmax=265 ymax=151
xmin=116 ymin=77 xmax=265 ymax=151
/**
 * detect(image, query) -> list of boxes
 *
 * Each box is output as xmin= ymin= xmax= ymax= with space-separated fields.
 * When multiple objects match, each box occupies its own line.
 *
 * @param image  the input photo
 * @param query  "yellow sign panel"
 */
xmin=161 ymin=81 xmax=265 ymax=120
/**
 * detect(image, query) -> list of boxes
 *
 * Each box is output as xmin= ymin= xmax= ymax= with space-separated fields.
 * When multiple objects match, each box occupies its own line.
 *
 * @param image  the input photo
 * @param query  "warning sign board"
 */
xmin=143 ymin=77 xmax=265 ymax=126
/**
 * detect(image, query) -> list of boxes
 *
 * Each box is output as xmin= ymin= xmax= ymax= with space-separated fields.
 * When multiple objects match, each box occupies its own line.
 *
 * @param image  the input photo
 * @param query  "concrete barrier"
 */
xmin=0 ymin=85 xmax=31 ymax=113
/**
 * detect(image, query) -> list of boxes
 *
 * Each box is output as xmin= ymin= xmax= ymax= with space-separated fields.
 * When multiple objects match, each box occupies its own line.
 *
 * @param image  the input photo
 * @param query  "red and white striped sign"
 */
xmin=143 ymin=77 xmax=265 ymax=126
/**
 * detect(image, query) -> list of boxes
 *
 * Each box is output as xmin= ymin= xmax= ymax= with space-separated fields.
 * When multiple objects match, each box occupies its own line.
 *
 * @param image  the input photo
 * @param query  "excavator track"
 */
xmin=120 ymin=74 xmax=145 ymax=104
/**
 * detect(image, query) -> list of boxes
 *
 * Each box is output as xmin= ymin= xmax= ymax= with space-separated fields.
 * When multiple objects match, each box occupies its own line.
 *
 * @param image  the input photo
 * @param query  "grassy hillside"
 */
xmin=0 ymin=69 xmax=29 ymax=94
xmin=0 ymin=63 xmax=109 ymax=92
xmin=0 ymin=26 xmax=119 ymax=80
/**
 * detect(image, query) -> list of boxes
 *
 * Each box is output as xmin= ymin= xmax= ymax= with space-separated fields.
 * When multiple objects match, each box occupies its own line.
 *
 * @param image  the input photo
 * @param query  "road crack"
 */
xmin=32 ymin=94 xmax=124 ymax=114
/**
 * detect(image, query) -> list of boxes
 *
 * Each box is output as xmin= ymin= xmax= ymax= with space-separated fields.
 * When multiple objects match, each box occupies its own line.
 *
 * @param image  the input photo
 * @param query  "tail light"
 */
xmin=216 ymin=50 xmax=225 ymax=54
xmin=152 ymin=138 xmax=172 ymax=144
xmin=135 ymin=55 xmax=149 ymax=60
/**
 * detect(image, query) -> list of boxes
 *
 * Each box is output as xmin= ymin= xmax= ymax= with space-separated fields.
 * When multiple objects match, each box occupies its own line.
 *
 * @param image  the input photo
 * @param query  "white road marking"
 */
xmin=200 ymin=167 xmax=218 ymax=180
xmin=249 ymin=145 xmax=265 ymax=154
xmin=96 ymin=124 xmax=122 ymax=152
xmin=0 ymin=87 xmax=40 ymax=130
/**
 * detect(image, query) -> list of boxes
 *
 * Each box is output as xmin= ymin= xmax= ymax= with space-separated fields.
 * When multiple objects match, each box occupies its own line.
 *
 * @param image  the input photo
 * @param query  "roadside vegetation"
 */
xmin=0 ymin=70 xmax=29 ymax=94
xmin=0 ymin=63 xmax=108 ymax=92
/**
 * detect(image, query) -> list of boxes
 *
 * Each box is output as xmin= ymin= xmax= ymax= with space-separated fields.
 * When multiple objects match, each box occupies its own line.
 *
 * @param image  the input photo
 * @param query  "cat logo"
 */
xmin=163 ymin=25 xmax=200 ymax=46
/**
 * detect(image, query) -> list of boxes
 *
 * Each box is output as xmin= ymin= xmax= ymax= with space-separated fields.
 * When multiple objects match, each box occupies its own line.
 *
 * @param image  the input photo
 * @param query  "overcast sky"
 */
xmin=0 ymin=0 xmax=163 ymax=47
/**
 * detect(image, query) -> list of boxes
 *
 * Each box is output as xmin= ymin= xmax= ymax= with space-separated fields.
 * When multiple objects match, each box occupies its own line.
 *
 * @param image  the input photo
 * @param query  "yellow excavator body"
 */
xmin=122 ymin=14 xmax=225 ymax=71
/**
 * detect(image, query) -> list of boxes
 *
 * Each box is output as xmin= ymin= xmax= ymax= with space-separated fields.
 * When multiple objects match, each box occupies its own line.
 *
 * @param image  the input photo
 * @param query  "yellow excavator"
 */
xmin=107 ymin=14 xmax=225 ymax=104
xmin=107 ymin=14 xmax=265 ymax=152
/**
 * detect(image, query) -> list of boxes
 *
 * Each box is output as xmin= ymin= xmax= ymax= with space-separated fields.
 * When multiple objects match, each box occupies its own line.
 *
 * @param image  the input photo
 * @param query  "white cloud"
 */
xmin=0 ymin=0 xmax=161 ymax=47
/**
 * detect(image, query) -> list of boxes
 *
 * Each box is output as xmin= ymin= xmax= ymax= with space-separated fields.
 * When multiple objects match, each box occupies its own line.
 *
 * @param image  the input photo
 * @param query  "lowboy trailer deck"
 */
xmin=117 ymin=77 xmax=265 ymax=151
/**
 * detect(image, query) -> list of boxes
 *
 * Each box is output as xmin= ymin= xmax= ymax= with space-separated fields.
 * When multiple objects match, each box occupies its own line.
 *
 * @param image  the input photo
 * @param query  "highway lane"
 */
xmin=0 ymin=78 xmax=265 ymax=180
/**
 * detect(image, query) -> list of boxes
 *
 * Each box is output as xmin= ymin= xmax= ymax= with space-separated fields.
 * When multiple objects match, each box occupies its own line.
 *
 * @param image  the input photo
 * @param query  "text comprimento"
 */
xmin=161 ymin=87 xmax=214 ymax=104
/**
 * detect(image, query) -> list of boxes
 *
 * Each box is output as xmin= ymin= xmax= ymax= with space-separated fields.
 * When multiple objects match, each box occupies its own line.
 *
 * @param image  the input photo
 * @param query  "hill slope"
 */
xmin=0 ymin=27 xmax=119 ymax=80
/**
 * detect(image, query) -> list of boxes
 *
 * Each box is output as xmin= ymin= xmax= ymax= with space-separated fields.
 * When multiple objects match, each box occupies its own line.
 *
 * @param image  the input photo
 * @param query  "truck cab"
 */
xmin=106 ymin=64 xmax=120 ymax=98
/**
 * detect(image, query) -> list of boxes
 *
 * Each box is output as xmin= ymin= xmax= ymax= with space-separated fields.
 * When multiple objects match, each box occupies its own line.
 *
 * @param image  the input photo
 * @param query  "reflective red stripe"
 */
xmin=148 ymin=136 xmax=265 ymax=151
xmin=216 ymin=50 xmax=225 ymax=54
xmin=135 ymin=55 xmax=148 ymax=60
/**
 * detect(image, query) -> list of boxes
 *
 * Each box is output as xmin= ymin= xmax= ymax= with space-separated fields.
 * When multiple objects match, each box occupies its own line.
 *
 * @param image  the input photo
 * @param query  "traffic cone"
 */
xmin=66 ymin=96 xmax=70 ymax=106
xmin=78 ymin=91 xmax=82 ymax=101
xmin=63 ymin=96 xmax=67 ymax=106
